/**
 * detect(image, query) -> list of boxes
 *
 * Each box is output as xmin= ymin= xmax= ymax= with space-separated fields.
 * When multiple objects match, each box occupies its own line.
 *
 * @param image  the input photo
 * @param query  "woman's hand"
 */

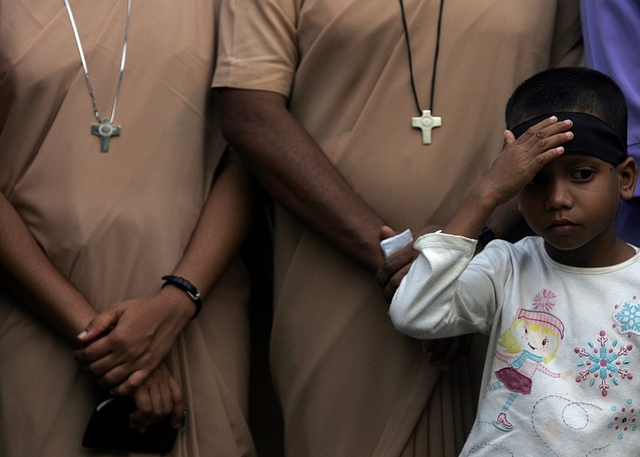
xmin=377 ymin=226 xmax=473 ymax=371
xmin=128 ymin=362 xmax=184 ymax=432
xmin=376 ymin=225 xmax=441 ymax=303
xmin=73 ymin=286 xmax=194 ymax=395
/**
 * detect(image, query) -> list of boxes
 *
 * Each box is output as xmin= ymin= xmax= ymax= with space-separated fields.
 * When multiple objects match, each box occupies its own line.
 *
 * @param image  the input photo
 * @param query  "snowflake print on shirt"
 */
xmin=608 ymin=399 xmax=639 ymax=440
xmin=613 ymin=296 xmax=640 ymax=336
xmin=574 ymin=330 xmax=633 ymax=396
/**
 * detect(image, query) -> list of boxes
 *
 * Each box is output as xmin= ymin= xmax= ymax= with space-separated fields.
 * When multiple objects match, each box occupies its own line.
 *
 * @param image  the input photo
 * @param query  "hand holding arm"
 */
xmin=74 ymin=291 xmax=194 ymax=391
xmin=127 ymin=362 xmax=184 ymax=432
xmin=376 ymin=225 xmax=442 ymax=303
xmin=74 ymin=152 xmax=257 ymax=394
xmin=376 ymin=225 xmax=472 ymax=370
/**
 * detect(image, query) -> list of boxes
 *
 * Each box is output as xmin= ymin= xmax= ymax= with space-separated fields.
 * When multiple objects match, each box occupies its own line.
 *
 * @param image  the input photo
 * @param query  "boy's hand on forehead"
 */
xmin=480 ymin=116 xmax=573 ymax=207
xmin=440 ymin=116 xmax=573 ymax=242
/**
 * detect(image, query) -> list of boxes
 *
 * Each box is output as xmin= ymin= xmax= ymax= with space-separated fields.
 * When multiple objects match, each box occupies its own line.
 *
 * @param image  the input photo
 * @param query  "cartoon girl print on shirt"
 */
xmin=488 ymin=290 xmax=569 ymax=432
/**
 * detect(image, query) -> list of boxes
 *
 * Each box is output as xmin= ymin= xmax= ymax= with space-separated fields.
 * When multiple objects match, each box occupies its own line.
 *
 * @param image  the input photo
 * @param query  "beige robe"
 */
xmin=0 ymin=1 xmax=255 ymax=456
xmin=214 ymin=0 xmax=583 ymax=455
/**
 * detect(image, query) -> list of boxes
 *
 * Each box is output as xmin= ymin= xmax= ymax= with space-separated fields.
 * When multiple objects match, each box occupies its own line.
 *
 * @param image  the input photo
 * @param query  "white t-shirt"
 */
xmin=391 ymin=233 xmax=640 ymax=456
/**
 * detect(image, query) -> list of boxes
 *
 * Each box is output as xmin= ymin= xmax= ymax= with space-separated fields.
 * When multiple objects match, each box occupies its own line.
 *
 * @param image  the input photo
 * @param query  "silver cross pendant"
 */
xmin=91 ymin=118 xmax=121 ymax=152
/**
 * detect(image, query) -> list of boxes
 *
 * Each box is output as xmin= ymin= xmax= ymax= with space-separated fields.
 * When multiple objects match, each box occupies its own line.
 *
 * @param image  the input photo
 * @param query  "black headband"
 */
xmin=511 ymin=112 xmax=627 ymax=165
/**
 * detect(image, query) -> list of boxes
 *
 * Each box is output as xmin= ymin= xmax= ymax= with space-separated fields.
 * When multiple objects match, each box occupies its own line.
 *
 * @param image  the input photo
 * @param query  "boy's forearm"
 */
xmin=441 ymin=118 xmax=573 ymax=242
xmin=485 ymin=197 xmax=533 ymax=242
xmin=441 ymin=183 xmax=501 ymax=241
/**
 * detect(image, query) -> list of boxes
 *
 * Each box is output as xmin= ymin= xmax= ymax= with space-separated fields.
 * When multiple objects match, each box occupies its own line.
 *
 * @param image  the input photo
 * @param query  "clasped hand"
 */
xmin=74 ymin=288 xmax=194 ymax=430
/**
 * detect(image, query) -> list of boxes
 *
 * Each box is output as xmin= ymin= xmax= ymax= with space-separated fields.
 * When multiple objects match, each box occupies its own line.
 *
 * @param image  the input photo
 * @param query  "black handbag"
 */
xmin=82 ymin=395 xmax=179 ymax=454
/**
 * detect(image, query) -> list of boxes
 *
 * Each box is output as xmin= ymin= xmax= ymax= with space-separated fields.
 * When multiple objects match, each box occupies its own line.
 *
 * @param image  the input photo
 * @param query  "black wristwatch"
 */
xmin=161 ymin=275 xmax=203 ymax=319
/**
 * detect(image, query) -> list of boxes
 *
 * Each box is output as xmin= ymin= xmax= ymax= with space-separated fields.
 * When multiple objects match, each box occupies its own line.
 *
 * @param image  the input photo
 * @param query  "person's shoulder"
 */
xmin=483 ymin=236 xmax=542 ymax=258
xmin=475 ymin=236 xmax=545 ymax=275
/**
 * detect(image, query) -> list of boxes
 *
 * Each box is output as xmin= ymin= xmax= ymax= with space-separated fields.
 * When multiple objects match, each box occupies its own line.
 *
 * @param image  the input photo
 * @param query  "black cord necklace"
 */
xmin=399 ymin=0 xmax=445 ymax=144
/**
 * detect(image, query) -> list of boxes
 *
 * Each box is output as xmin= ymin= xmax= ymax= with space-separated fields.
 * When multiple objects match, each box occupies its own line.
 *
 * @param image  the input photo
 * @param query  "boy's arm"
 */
xmin=389 ymin=232 xmax=495 ymax=338
xmin=378 ymin=117 xmax=571 ymax=299
xmin=443 ymin=116 xmax=573 ymax=239
xmin=389 ymin=117 xmax=573 ymax=338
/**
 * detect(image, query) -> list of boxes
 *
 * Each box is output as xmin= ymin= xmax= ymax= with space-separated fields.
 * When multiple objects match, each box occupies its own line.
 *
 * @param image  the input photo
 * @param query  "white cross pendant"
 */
xmin=91 ymin=118 xmax=121 ymax=152
xmin=411 ymin=110 xmax=442 ymax=145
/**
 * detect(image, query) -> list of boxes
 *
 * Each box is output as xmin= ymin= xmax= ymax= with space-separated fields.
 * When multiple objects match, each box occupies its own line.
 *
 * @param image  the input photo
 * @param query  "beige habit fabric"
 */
xmin=214 ymin=0 xmax=583 ymax=455
xmin=0 ymin=1 xmax=255 ymax=456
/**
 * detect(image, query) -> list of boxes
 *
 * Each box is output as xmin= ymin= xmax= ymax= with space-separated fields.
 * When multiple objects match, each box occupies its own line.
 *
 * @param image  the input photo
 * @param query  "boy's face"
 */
xmin=518 ymin=152 xmax=637 ymax=267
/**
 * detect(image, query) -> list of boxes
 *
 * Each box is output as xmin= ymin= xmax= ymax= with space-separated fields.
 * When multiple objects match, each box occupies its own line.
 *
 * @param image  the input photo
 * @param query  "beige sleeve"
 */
xmin=212 ymin=0 xmax=300 ymax=97
xmin=549 ymin=0 xmax=585 ymax=68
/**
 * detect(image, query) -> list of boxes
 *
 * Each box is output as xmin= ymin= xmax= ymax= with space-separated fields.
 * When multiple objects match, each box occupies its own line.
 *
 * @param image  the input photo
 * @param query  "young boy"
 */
xmin=390 ymin=67 xmax=640 ymax=455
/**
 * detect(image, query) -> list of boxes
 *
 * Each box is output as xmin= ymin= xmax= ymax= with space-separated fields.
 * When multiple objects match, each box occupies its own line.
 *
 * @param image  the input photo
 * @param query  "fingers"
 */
xmin=375 ymin=245 xmax=414 ymax=290
xmin=129 ymin=379 xmax=171 ymax=432
xmin=75 ymin=338 xmax=149 ymax=386
xmin=76 ymin=350 xmax=152 ymax=390
xmin=382 ymin=264 xmax=411 ymax=303
xmin=96 ymin=361 xmax=141 ymax=389
xmin=531 ymin=143 xmax=567 ymax=169
xmin=73 ymin=338 xmax=113 ymax=366
xmin=513 ymin=117 xmax=573 ymax=152
xmin=74 ymin=337 xmax=137 ymax=387
xmin=76 ymin=311 xmax=120 ymax=346
xmin=499 ymin=117 xmax=573 ymax=179
xmin=514 ymin=115 xmax=559 ymax=142
xmin=513 ymin=116 xmax=564 ymax=142
xmin=380 ymin=225 xmax=397 ymax=239
xmin=154 ymin=380 xmax=173 ymax=425
xmin=74 ymin=309 xmax=127 ymax=366
xmin=168 ymin=376 xmax=185 ymax=429
xmin=482 ymin=117 xmax=575 ymax=206
xmin=128 ymin=366 xmax=184 ymax=432
xmin=129 ymin=385 xmax=153 ymax=432
xmin=75 ymin=321 xmax=160 ymax=386
xmin=110 ymin=369 xmax=152 ymax=396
